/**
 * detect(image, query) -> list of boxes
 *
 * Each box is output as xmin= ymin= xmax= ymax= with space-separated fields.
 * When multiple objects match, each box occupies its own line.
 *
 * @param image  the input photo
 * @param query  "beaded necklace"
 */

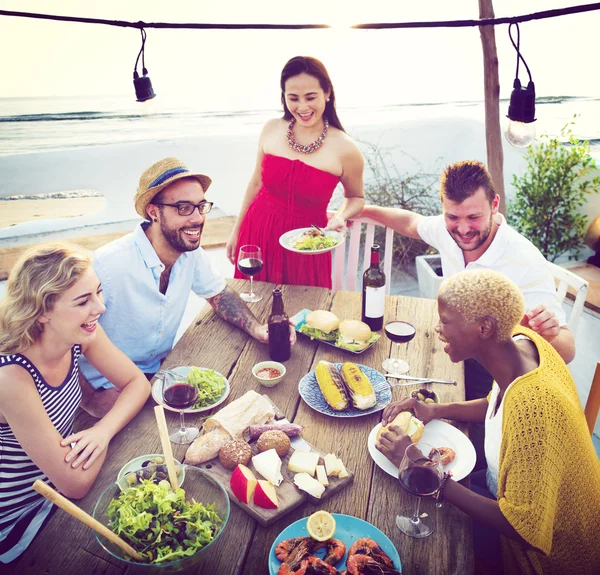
xmin=286 ymin=118 xmax=329 ymax=154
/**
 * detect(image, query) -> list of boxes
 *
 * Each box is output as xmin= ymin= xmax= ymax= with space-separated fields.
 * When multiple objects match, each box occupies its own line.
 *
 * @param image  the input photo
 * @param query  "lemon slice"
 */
xmin=306 ymin=510 xmax=336 ymax=541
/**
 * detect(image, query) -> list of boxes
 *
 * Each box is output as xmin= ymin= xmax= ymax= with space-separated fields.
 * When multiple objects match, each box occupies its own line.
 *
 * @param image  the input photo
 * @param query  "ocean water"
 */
xmin=1 ymin=95 xmax=599 ymax=157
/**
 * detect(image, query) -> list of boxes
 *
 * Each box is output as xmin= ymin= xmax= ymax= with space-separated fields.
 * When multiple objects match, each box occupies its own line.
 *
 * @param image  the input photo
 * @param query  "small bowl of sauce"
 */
xmin=252 ymin=361 xmax=286 ymax=387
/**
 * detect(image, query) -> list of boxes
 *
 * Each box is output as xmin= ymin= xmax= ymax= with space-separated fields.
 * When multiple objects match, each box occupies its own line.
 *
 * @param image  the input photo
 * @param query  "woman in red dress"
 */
xmin=226 ymin=56 xmax=365 ymax=288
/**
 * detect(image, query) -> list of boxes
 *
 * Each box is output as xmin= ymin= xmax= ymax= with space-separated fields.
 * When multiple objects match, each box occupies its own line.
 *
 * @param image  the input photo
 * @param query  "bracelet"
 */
xmin=435 ymin=471 xmax=452 ymax=506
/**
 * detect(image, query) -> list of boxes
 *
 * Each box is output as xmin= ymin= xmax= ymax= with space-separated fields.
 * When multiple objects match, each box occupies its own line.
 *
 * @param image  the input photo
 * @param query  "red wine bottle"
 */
xmin=268 ymin=288 xmax=291 ymax=362
xmin=362 ymin=244 xmax=386 ymax=331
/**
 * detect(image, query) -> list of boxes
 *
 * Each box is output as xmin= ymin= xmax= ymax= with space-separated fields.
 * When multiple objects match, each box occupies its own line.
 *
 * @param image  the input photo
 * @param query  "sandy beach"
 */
xmin=0 ymin=197 xmax=105 ymax=228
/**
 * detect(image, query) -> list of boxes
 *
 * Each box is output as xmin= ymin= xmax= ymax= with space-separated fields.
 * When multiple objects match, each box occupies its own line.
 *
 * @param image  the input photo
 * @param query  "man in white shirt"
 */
xmin=80 ymin=157 xmax=295 ymax=414
xmin=360 ymin=160 xmax=575 ymax=366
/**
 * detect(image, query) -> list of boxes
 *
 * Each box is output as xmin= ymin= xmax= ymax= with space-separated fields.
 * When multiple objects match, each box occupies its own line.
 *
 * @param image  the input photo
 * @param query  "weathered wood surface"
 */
xmin=7 ymin=280 xmax=472 ymax=575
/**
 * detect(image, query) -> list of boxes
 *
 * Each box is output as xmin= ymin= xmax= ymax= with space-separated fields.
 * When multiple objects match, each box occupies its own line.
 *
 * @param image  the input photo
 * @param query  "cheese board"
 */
xmin=193 ymin=396 xmax=354 ymax=526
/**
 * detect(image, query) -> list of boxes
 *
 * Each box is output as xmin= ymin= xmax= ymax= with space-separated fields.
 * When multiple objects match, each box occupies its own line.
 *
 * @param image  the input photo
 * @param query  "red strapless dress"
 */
xmin=234 ymin=154 xmax=340 ymax=288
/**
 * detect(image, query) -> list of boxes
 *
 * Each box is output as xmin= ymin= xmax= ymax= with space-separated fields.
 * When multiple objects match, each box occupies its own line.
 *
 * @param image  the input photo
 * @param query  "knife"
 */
xmin=386 ymin=374 xmax=457 ymax=385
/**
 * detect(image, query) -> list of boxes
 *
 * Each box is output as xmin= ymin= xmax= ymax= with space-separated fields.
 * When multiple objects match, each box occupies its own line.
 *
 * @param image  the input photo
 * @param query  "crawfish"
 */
xmin=347 ymin=538 xmax=394 ymax=568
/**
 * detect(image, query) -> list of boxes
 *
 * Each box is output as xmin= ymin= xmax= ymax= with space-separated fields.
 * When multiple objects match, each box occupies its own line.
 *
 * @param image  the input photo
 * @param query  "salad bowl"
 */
xmin=93 ymin=466 xmax=230 ymax=572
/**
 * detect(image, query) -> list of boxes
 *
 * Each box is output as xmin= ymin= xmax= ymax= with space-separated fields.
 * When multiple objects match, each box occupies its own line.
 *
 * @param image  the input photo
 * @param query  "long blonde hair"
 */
xmin=0 ymin=242 xmax=93 ymax=355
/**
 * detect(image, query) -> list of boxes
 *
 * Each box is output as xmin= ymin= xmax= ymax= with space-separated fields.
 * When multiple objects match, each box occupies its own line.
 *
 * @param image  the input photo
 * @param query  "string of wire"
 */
xmin=1 ymin=3 xmax=599 ymax=31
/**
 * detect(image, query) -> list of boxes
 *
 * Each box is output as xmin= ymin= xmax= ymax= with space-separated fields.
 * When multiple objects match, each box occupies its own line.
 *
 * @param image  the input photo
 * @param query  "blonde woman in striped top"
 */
xmin=0 ymin=243 xmax=150 ymax=563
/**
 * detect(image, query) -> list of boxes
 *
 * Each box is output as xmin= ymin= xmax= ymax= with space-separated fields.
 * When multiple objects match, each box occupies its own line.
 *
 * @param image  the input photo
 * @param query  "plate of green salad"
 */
xmin=279 ymin=227 xmax=344 ymax=254
xmin=152 ymin=366 xmax=229 ymax=414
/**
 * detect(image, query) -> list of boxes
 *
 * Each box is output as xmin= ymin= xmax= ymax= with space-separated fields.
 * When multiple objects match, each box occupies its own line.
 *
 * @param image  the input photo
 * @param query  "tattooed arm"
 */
xmin=206 ymin=285 xmax=296 ymax=346
xmin=206 ymin=285 xmax=265 ymax=342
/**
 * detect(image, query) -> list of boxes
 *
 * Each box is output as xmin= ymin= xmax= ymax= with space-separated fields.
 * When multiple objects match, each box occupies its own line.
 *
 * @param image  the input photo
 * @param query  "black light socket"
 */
xmin=133 ymin=70 xmax=156 ymax=103
xmin=507 ymin=79 xmax=536 ymax=123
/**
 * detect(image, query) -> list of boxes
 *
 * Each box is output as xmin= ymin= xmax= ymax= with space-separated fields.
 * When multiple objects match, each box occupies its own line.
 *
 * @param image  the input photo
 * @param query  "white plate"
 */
xmin=152 ymin=366 xmax=230 ymax=414
xmin=367 ymin=419 xmax=476 ymax=482
xmin=279 ymin=228 xmax=344 ymax=255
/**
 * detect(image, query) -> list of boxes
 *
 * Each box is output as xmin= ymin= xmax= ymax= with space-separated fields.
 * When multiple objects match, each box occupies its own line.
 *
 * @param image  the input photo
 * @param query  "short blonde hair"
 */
xmin=438 ymin=269 xmax=524 ymax=342
xmin=0 ymin=243 xmax=92 ymax=355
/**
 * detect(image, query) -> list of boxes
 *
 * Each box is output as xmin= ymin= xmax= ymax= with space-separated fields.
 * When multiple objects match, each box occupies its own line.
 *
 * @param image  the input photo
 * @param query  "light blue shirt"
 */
xmin=79 ymin=223 xmax=226 ymax=389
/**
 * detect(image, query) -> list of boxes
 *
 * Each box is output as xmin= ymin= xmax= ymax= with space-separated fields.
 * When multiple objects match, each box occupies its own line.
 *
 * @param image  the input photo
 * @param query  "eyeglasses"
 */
xmin=153 ymin=201 xmax=213 ymax=216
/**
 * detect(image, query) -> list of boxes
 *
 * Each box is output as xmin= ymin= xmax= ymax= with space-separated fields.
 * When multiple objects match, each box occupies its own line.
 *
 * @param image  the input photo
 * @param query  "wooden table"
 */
xmin=8 ymin=280 xmax=473 ymax=575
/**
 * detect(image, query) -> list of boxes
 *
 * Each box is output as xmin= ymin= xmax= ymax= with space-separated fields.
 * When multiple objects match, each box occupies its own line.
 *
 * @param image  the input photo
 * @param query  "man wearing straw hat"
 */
xmin=79 ymin=157 xmax=294 ymax=414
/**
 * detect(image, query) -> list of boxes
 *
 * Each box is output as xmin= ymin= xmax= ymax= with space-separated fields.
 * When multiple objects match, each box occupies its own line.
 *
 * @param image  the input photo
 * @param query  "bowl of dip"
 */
xmin=252 ymin=361 xmax=286 ymax=387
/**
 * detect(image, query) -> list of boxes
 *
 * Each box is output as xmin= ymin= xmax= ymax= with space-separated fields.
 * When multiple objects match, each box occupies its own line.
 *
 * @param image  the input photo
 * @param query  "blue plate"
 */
xmin=291 ymin=309 xmax=380 ymax=355
xmin=268 ymin=513 xmax=401 ymax=574
xmin=298 ymin=363 xmax=391 ymax=418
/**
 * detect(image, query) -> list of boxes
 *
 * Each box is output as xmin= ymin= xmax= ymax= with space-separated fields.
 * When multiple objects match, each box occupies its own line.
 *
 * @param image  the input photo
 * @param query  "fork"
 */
xmin=311 ymin=223 xmax=327 ymax=234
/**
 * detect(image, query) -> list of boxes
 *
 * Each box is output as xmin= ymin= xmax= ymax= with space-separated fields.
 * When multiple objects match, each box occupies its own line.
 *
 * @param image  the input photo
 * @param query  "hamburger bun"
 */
xmin=376 ymin=411 xmax=424 ymax=443
xmin=337 ymin=320 xmax=372 ymax=351
xmin=306 ymin=310 xmax=340 ymax=333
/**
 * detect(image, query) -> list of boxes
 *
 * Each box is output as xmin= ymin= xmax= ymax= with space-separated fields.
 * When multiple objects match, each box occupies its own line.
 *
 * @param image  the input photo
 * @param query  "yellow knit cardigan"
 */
xmin=497 ymin=327 xmax=600 ymax=574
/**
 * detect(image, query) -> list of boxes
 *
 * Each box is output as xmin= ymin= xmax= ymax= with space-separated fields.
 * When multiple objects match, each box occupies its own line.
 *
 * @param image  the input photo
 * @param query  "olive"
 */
xmin=155 ymin=471 xmax=167 ymax=481
xmin=424 ymin=398 xmax=435 ymax=404
xmin=417 ymin=392 xmax=425 ymax=401
xmin=125 ymin=473 xmax=137 ymax=485
xmin=153 ymin=456 xmax=164 ymax=465
xmin=136 ymin=471 xmax=145 ymax=482
xmin=141 ymin=459 xmax=151 ymax=468
xmin=156 ymin=465 xmax=166 ymax=474
xmin=142 ymin=468 xmax=153 ymax=480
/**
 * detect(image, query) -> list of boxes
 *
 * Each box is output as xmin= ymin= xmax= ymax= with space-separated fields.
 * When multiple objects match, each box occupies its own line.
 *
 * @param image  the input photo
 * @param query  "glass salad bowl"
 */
xmin=93 ymin=465 xmax=230 ymax=572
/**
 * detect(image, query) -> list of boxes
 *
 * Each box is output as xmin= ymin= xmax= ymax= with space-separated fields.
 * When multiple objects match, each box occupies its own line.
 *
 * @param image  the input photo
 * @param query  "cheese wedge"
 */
xmin=252 ymin=449 xmax=283 ymax=486
xmin=294 ymin=472 xmax=326 ymax=499
xmin=288 ymin=450 xmax=320 ymax=476
xmin=316 ymin=465 xmax=329 ymax=486
xmin=324 ymin=453 xmax=340 ymax=477
xmin=337 ymin=459 xmax=349 ymax=479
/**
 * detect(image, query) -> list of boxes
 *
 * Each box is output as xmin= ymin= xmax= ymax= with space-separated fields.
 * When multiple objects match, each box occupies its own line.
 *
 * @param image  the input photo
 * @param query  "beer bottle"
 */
xmin=268 ymin=288 xmax=291 ymax=362
xmin=361 ymin=244 xmax=386 ymax=330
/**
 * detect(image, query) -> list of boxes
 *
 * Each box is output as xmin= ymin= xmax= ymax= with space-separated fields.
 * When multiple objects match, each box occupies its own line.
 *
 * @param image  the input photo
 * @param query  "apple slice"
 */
xmin=230 ymin=464 xmax=257 ymax=504
xmin=254 ymin=480 xmax=279 ymax=509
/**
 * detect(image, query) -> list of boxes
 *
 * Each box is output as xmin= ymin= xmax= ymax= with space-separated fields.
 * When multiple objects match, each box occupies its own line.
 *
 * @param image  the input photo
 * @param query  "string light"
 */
xmin=133 ymin=28 xmax=156 ymax=103
xmin=505 ymin=23 xmax=536 ymax=148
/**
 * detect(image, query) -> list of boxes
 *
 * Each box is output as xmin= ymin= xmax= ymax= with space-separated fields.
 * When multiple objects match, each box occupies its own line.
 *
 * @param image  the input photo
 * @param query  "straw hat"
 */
xmin=134 ymin=157 xmax=212 ymax=219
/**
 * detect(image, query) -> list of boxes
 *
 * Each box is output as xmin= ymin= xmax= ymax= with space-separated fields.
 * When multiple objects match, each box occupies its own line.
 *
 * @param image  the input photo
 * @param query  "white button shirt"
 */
xmin=79 ymin=224 xmax=226 ymax=388
xmin=417 ymin=214 xmax=566 ymax=325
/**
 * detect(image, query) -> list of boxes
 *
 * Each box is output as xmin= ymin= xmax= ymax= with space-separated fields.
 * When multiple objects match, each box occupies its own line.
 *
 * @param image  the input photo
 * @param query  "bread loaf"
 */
xmin=256 ymin=430 xmax=291 ymax=457
xmin=219 ymin=438 xmax=252 ymax=469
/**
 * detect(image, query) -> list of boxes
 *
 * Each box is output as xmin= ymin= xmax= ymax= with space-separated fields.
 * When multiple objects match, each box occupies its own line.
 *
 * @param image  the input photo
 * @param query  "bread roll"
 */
xmin=377 ymin=411 xmax=424 ymax=443
xmin=256 ymin=430 xmax=291 ymax=457
xmin=218 ymin=438 xmax=252 ymax=469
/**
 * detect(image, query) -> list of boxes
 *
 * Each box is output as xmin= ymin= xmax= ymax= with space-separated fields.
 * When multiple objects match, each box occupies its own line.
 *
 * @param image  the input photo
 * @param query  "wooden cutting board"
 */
xmin=195 ymin=398 xmax=354 ymax=526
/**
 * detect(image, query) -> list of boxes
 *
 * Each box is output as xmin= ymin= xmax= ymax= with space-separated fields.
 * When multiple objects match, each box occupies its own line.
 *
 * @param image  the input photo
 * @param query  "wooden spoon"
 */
xmin=154 ymin=405 xmax=180 ymax=490
xmin=32 ymin=480 xmax=144 ymax=561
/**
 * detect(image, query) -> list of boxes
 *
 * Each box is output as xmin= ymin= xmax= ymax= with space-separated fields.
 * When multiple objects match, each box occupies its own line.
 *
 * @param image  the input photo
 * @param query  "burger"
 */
xmin=299 ymin=310 xmax=340 ymax=341
xmin=335 ymin=320 xmax=374 ymax=352
xmin=376 ymin=411 xmax=424 ymax=443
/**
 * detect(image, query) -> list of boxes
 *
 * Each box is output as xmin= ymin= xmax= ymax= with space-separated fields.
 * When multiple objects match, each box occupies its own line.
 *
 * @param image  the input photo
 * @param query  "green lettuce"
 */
xmin=292 ymin=233 xmax=339 ymax=251
xmin=335 ymin=332 xmax=380 ymax=351
xmin=106 ymin=478 xmax=222 ymax=564
xmin=185 ymin=367 xmax=226 ymax=409
xmin=299 ymin=324 xmax=338 ymax=341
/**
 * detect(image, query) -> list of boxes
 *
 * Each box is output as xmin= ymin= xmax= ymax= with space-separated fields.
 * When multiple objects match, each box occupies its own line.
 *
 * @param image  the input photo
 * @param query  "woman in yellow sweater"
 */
xmin=378 ymin=269 xmax=600 ymax=574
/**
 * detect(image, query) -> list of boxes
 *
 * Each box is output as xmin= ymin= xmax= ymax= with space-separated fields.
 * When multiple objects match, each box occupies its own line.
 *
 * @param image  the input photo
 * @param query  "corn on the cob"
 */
xmin=315 ymin=361 xmax=350 ymax=411
xmin=341 ymin=362 xmax=376 ymax=410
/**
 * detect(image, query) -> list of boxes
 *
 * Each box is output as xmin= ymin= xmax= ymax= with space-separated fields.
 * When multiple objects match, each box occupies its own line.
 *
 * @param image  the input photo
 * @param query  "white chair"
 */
xmin=330 ymin=214 xmax=394 ymax=294
xmin=545 ymin=261 xmax=589 ymax=337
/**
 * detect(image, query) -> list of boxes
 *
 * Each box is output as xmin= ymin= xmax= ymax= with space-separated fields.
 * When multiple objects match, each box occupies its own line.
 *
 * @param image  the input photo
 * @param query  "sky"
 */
xmin=0 ymin=0 xmax=598 ymax=111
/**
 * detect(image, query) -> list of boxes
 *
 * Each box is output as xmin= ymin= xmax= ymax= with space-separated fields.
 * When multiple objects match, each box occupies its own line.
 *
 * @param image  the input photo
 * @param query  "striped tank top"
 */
xmin=0 ymin=345 xmax=82 ymax=564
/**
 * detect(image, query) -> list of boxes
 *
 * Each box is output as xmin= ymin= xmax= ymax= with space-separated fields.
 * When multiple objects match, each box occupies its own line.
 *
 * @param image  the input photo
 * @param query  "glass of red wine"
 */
xmin=238 ymin=244 xmax=263 ymax=303
xmin=161 ymin=371 xmax=200 ymax=445
xmin=382 ymin=320 xmax=416 ymax=374
xmin=396 ymin=442 xmax=442 ymax=538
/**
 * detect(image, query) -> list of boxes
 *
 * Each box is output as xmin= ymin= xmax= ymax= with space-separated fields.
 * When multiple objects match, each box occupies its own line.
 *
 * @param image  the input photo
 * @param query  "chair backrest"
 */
xmin=330 ymin=214 xmax=394 ymax=294
xmin=545 ymin=261 xmax=589 ymax=336
xmin=585 ymin=361 xmax=600 ymax=435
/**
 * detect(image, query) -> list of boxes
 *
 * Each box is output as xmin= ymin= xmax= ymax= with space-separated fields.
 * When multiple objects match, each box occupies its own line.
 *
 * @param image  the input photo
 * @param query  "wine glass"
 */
xmin=382 ymin=320 xmax=416 ymax=374
xmin=396 ymin=442 xmax=443 ymax=538
xmin=161 ymin=371 xmax=200 ymax=445
xmin=237 ymin=245 xmax=263 ymax=303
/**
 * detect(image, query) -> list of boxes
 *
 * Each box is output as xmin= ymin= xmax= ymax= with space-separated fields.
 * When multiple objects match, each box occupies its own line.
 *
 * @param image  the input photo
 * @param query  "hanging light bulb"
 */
xmin=133 ymin=28 xmax=156 ymax=103
xmin=505 ymin=23 xmax=535 ymax=148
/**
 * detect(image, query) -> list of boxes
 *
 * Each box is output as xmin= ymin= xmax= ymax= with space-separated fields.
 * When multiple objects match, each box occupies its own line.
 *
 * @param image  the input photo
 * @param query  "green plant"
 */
xmin=508 ymin=119 xmax=600 ymax=262
xmin=361 ymin=141 xmax=440 ymax=265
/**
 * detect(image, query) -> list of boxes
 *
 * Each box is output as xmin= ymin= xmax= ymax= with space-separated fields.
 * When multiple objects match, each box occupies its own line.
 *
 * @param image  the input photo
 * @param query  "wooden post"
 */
xmin=479 ymin=0 xmax=506 ymax=215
